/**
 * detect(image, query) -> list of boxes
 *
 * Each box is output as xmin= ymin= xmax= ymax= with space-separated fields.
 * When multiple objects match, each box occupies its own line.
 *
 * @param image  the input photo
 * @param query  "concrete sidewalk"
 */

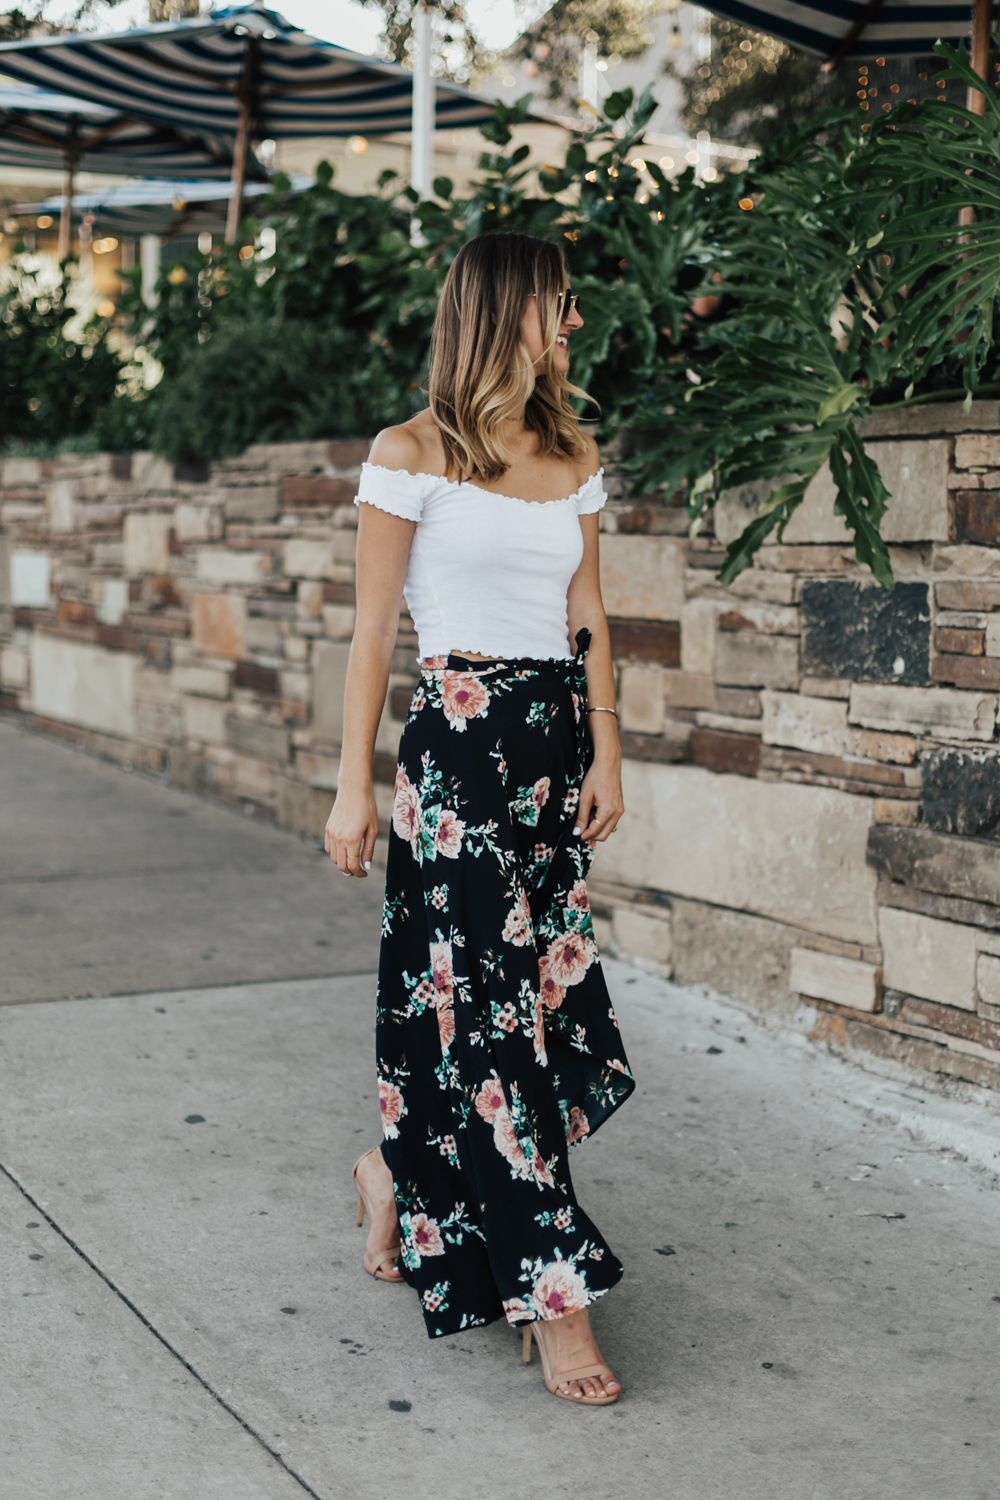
xmin=3 ymin=722 xmax=1000 ymax=1499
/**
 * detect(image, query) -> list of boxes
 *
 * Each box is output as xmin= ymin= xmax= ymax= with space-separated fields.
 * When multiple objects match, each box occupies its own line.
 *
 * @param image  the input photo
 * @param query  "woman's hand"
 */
xmin=574 ymin=751 xmax=624 ymax=846
xmin=325 ymin=785 xmax=380 ymax=876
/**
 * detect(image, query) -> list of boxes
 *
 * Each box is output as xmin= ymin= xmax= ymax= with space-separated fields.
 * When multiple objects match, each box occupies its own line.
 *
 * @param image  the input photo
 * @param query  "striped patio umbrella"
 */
xmin=14 ymin=172 xmax=311 ymax=239
xmin=0 ymin=84 xmax=264 ymax=256
xmin=0 ymin=3 xmax=500 ymax=239
xmin=699 ymin=0 xmax=982 ymax=68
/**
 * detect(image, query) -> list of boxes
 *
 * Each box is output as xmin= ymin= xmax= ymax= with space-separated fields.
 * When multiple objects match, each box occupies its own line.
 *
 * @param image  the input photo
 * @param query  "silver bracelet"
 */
xmin=586 ymin=706 xmax=619 ymax=719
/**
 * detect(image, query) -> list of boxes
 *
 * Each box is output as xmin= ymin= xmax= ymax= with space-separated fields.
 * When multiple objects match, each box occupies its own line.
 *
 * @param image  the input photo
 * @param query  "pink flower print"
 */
xmin=545 ymin=931 xmax=596 ymax=989
xmin=496 ymin=1001 xmax=518 ymax=1033
xmin=428 ymin=938 xmax=454 ymax=1005
xmin=566 ymin=880 xmax=589 ymax=913
xmin=533 ymin=998 xmax=547 ymax=1065
xmin=570 ymin=690 xmax=582 ymax=723
xmin=391 ymin=765 xmax=421 ymax=845
xmin=503 ymin=1296 xmax=531 ymax=1324
xmin=422 ymin=1287 xmax=447 ymax=1312
xmin=378 ymin=1077 xmax=404 ymax=1140
xmin=422 ymin=655 xmax=448 ymax=669
xmin=502 ymin=891 xmax=533 ymax=947
xmin=430 ymin=885 xmax=448 ymax=909
xmin=436 ymin=996 xmax=456 ymax=1051
xmin=408 ymin=1213 xmax=445 ymax=1260
xmin=528 ymin=1144 xmax=555 ymax=1189
xmin=562 ymin=786 xmax=580 ymax=817
xmin=567 ymin=1106 xmax=590 ymax=1144
xmin=434 ymin=807 xmax=465 ymax=859
xmin=411 ymin=979 xmax=437 ymax=1008
xmin=554 ymin=1207 xmax=573 ymax=1230
xmin=475 ymin=1074 xmax=506 ymax=1123
xmin=492 ymin=1110 xmax=531 ymax=1179
xmin=439 ymin=1134 xmax=457 ymax=1160
xmin=533 ymin=843 xmax=553 ymax=865
xmin=533 ymin=1259 xmax=589 ymax=1319
xmin=609 ymin=1058 xmax=629 ymax=1075
xmin=440 ymin=671 xmax=490 ymax=732
xmin=531 ymin=776 xmax=551 ymax=815
xmin=538 ymin=956 xmax=566 ymax=1011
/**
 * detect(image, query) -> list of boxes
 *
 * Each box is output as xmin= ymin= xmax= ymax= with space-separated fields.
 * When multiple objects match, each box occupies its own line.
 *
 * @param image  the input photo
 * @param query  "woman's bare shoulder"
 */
xmin=575 ymin=431 xmax=602 ymax=483
xmin=368 ymin=411 xmax=447 ymax=477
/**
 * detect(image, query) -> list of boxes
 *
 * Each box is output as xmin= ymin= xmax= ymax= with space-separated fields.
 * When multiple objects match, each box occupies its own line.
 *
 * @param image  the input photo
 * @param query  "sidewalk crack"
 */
xmin=0 ymin=1157 xmax=326 ymax=1500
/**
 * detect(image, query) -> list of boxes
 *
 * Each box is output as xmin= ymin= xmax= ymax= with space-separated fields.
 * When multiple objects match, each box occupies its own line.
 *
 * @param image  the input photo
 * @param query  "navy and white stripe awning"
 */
xmin=0 ymin=84 xmax=260 ymax=179
xmin=14 ymin=173 xmax=312 ymax=236
xmin=0 ymin=3 xmax=499 ymax=139
xmin=699 ymin=0 xmax=977 ymax=61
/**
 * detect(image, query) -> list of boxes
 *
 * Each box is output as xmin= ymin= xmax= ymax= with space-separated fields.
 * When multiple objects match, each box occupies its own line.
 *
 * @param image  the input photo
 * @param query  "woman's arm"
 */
xmin=566 ymin=510 xmax=624 ymax=846
xmin=324 ymin=500 xmax=414 ymax=877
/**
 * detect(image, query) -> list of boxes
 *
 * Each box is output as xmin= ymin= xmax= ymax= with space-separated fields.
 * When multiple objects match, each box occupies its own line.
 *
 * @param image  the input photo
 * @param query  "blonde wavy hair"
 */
xmin=428 ymin=232 xmax=592 ymax=483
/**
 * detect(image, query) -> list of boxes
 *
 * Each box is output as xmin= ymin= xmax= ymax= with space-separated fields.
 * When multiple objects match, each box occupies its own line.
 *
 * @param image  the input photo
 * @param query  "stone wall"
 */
xmin=4 ymin=404 xmax=1000 ymax=1092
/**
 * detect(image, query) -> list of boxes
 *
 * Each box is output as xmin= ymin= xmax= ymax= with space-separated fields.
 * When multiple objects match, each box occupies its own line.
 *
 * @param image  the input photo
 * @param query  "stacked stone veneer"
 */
xmin=5 ymin=404 xmax=1000 ymax=1092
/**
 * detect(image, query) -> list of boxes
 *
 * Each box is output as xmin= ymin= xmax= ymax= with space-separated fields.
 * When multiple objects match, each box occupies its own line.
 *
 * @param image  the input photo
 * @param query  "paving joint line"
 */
xmin=0 ymin=1156 xmax=326 ymax=1500
xmin=0 ymin=967 xmax=380 ymax=1008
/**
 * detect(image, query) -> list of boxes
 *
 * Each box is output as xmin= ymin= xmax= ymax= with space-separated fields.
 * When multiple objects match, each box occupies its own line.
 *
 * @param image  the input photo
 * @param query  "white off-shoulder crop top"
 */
xmin=354 ymin=462 xmax=607 ymax=661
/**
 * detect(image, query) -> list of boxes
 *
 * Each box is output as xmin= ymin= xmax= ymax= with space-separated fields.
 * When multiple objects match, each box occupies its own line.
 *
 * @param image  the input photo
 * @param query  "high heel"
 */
xmin=352 ymin=1148 xmax=403 ymax=1284
xmin=521 ymin=1323 xmax=621 ymax=1405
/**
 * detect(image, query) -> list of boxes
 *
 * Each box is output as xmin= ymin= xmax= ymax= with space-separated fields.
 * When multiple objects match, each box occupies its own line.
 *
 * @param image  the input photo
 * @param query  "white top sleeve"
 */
xmin=355 ymin=462 xmax=438 ymax=523
xmin=575 ymin=468 xmax=607 ymax=516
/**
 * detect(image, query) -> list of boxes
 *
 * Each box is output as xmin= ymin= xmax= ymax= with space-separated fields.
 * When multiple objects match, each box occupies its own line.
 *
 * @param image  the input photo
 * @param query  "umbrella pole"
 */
xmin=58 ymin=123 xmax=77 ymax=261
xmin=225 ymin=35 xmax=257 ymax=244
xmin=968 ymin=0 xmax=993 ymax=114
xmin=225 ymin=95 xmax=250 ymax=242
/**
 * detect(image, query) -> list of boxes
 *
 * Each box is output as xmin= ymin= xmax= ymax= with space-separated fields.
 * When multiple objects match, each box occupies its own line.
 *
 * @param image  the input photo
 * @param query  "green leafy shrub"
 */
xmin=150 ymin=317 xmax=421 ymax=464
xmin=0 ymin=259 xmax=120 ymax=445
xmin=8 ymin=54 xmax=1000 ymax=590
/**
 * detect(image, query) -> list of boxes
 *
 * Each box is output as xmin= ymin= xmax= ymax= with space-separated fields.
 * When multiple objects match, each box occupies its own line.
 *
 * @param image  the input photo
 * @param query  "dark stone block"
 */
xmin=876 ymin=876 xmax=1000 ymax=932
xmin=620 ymin=732 xmax=688 ymax=763
xmin=390 ymin=685 xmax=417 ymax=719
xmin=932 ymin=655 xmax=1000 ymax=690
xmin=110 ymin=452 xmax=132 ymax=479
xmin=327 ymin=439 xmax=370 ymax=467
xmin=950 ymin=490 xmax=1000 ymax=546
xmin=801 ymin=580 xmax=930 ymax=684
xmin=934 ymin=627 xmax=983 ymax=656
xmin=283 ymin=476 xmax=358 ymax=507
xmin=235 ymin=660 xmax=280 ymax=696
xmin=608 ymin=618 xmax=680 ymax=665
xmin=175 ymin=459 xmax=209 ymax=484
xmin=866 ymin=824 xmax=1000 ymax=906
xmin=923 ymin=748 xmax=1000 ymax=839
xmin=690 ymin=727 xmax=760 ymax=777
xmin=322 ymin=582 xmax=355 ymax=604
xmin=372 ymin=751 xmax=398 ymax=785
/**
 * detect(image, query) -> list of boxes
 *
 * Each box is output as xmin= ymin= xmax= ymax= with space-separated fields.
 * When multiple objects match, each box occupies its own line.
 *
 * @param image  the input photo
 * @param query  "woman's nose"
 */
xmin=564 ymin=303 xmax=584 ymax=331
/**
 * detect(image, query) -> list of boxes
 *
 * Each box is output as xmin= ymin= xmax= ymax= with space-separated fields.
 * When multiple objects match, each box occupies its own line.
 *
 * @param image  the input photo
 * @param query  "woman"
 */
xmin=324 ymin=231 xmax=634 ymax=1405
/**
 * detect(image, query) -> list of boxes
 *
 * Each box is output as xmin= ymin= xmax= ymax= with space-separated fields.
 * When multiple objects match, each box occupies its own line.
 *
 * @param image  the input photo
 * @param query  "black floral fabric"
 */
xmin=376 ymin=634 xmax=635 ymax=1338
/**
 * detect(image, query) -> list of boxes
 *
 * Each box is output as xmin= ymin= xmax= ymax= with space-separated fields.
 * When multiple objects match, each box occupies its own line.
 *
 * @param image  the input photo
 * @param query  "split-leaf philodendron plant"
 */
xmin=5 ymin=40 xmax=1000 ymax=591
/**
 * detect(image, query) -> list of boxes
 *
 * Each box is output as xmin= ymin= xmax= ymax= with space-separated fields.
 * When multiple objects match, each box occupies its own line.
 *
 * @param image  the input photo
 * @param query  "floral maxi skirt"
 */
xmin=377 ymin=638 xmax=635 ymax=1338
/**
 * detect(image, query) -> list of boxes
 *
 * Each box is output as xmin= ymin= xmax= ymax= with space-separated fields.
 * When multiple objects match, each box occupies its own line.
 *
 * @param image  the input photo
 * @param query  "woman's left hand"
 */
xmin=574 ymin=756 xmax=624 ymax=846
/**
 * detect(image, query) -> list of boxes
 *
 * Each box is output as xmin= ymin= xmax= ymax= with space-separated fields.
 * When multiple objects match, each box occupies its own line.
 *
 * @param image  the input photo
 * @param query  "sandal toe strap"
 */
xmin=365 ymin=1245 xmax=401 ymax=1272
xmin=553 ymin=1363 xmax=614 ymax=1386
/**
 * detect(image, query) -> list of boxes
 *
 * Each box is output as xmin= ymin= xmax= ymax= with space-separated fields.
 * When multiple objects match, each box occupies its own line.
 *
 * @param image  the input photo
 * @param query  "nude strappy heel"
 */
xmin=352 ymin=1148 xmax=403 ymax=1284
xmin=522 ymin=1322 xmax=621 ymax=1405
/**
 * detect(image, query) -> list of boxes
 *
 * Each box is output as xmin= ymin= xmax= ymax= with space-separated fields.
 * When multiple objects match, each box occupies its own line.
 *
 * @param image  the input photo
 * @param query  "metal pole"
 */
xmin=967 ymin=0 xmax=993 ymax=114
xmin=411 ymin=2 xmax=433 ymax=200
xmin=140 ymin=233 xmax=161 ymax=307
xmin=58 ymin=119 xmax=77 ymax=261
xmin=225 ymin=35 xmax=256 ymax=243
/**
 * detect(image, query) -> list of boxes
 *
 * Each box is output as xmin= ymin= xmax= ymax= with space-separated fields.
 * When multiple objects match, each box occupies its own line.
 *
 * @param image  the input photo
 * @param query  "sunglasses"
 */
xmin=530 ymin=290 xmax=582 ymax=321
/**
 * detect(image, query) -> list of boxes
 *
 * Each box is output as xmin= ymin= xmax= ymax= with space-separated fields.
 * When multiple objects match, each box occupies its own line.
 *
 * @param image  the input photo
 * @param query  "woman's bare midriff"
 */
xmin=450 ymin=650 xmax=505 ymax=662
